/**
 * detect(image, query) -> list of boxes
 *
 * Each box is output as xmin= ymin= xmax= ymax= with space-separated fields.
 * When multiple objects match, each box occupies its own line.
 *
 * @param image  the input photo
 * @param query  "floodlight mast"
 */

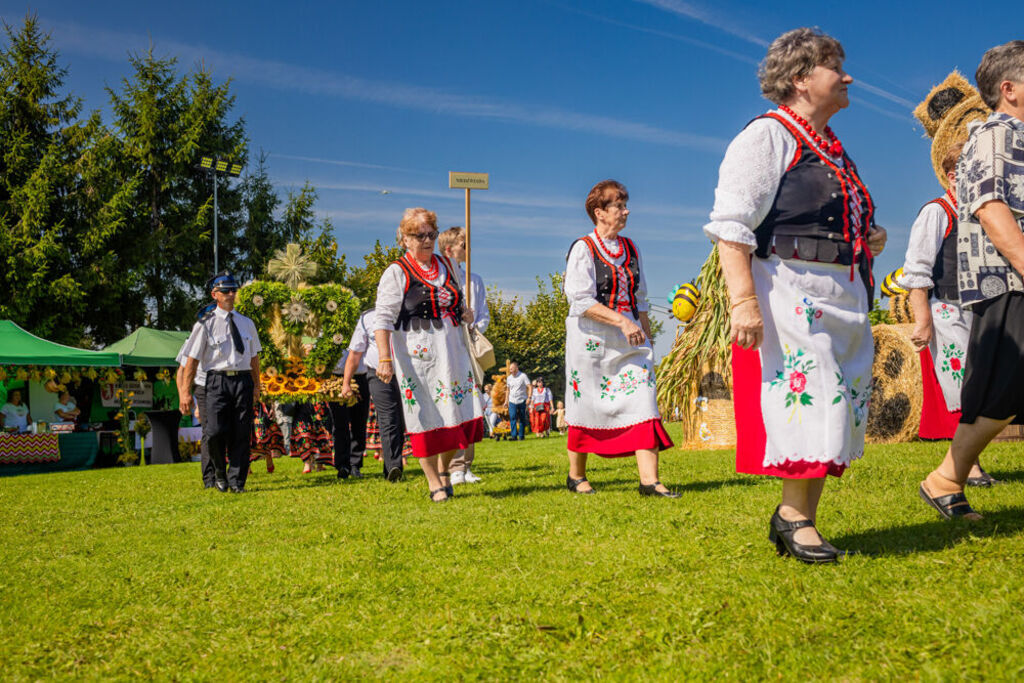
xmin=196 ymin=156 xmax=242 ymax=273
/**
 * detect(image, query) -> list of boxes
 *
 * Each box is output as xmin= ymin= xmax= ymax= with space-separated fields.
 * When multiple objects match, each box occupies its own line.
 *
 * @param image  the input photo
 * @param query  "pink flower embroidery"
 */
xmin=789 ymin=372 xmax=807 ymax=394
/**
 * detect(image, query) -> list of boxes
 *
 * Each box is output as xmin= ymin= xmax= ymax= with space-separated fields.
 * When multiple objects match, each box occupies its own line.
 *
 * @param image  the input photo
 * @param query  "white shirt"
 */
xmin=897 ymin=201 xmax=952 ymax=291
xmin=347 ymin=309 xmax=378 ymax=371
xmin=178 ymin=322 xmax=207 ymax=386
xmin=186 ymin=306 xmax=261 ymax=372
xmin=703 ymin=108 xmax=865 ymax=250
xmin=374 ymin=258 xmax=455 ymax=332
xmin=506 ymin=372 xmax=531 ymax=404
xmin=54 ymin=399 xmax=77 ymax=419
xmin=530 ymin=387 xmax=553 ymax=407
xmin=564 ymin=235 xmax=650 ymax=318
xmin=459 ymin=266 xmax=490 ymax=333
xmin=1 ymin=403 xmax=29 ymax=431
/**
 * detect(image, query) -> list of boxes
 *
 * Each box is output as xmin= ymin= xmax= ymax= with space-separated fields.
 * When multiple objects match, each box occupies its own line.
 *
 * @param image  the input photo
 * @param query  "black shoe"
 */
xmin=386 ymin=467 xmax=404 ymax=483
xmin=438 ymin=471 xmax=454 ymax=498
xmin=429 ymin=487 xmax=450 ymax=503
xmin=214 ymin=479 xmax=229 ymax=492
xmin=566 ymin=475 xmax=596 ymax=494
xmin=203 ymin=482 xmax=216 ymax=489
xmin=966 ymin=467 xmax=1001 ymax=487
xmin=638 ymin=481 xmax=681 ymax=498
xmin=350 ymin=468 xmax=363 ymax=479
xmin=769 ymin=507 xmax=837 ymax=564
xmin=336 ymin=466 xmax=350 ymax=480
xmin=229 ymin=486 xmax=246 ymax=494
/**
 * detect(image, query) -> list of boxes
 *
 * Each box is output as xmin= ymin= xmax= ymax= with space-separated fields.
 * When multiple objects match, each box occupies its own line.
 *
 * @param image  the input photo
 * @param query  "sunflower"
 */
xmin=292 ymin=376 xmax=309 ymax=389
xmin=265 ymin=366 xmax=279 ymax=378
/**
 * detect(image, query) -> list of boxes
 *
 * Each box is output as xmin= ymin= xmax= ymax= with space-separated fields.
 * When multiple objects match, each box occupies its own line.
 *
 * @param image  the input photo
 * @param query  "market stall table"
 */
xmin=0 ymin=432 xmax=99 ymax=476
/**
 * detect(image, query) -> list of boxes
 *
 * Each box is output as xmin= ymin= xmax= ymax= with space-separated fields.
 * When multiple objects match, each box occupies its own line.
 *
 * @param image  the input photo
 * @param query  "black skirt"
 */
xmin=960 ymin=291 xmax=1024 ymax=425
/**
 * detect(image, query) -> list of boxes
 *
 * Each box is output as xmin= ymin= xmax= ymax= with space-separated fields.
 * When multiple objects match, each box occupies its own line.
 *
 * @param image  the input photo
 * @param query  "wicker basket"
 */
xmin=865 ymin=324 xmax=923 ymax=444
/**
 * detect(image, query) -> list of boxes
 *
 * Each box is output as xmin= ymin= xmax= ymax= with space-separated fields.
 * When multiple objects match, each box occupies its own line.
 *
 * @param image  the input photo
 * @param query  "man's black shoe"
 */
xmin=204 ymin=482 xmax=216 ymax=489
xmin=229 ymin=486 xmax=246 ymax=493
xmin=336 ymin=466 xmax=350 ymax=480
xmin=386 ymin=467 xmax=404 ymax=483
xmin=215 ymin=479 xmax=229 ymax=492
xmin=350 ymin=468 xmax=363 ymax=479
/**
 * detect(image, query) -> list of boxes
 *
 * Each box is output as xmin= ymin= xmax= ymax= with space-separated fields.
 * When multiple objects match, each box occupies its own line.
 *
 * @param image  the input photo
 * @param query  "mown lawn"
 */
xmin=2 ymin=425 xmax=1023 ymax=680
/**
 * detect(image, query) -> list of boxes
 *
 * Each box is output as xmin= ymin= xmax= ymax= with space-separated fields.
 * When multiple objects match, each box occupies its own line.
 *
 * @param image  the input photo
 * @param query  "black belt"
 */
xmin=769 ymin=234 xmax=857 ymax=266
xmin=207 ymin=370 xmax=248 ymax=377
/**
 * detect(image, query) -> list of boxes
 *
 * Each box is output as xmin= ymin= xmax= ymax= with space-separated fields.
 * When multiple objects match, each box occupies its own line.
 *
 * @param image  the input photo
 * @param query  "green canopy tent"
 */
xmin=103 ymin=328 xmax=190 ymax=366
xmin=0 ymin=321 xmax=122 ymax=475
xmin=0 ymin=320 xmax=122 ymax=366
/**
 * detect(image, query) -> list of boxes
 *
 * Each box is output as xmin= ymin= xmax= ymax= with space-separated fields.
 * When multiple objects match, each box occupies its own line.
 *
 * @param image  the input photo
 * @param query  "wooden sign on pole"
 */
xmin=448 ymin=172 xmax=489 ymax=312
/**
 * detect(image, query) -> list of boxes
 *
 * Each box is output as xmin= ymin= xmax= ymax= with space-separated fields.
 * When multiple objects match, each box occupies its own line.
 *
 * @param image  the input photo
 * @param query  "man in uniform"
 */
xmin=179 ymin=273 xmax=262 ymax=493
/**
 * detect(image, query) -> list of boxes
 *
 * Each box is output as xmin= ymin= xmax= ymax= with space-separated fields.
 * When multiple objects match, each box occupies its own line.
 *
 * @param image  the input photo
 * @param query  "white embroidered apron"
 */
xmin=928 ymin=297 xmax=972 ymax=411
xmin=564 ymin=312 xmax=660 ymax=429
xmin=392 ymin=320 xmax=483 ymax=435
xmin=753 ymin=255 xmax=873 ymax=468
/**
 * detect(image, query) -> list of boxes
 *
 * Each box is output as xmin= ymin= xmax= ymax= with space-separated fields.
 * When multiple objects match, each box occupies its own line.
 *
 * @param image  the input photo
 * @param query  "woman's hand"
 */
xmin=731 ymin=298 xmax=763 ymax=350
xmin=620 ymin=317 xmax=647 ymax=347
xmin=867 ymin=225 xmax=887 ymax=255
xmin=910 ymin=319 xmax=933 ymax=350
xmin=462 ymin=307 xmax=474 ymax=324
xmin=376 ymin=360 xmax=393 ymax=384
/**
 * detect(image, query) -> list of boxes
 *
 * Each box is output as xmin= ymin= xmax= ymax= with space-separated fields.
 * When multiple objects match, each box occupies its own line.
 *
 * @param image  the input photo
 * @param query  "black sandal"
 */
xmin=919 ymin=483 xmax=981 ymax=520
xmin=566 ymin=475 xmax=595 ymax=494
xmin=638 ymin=481 xmax=681 ymax=498
xmin=966 ymin=467 xmax=1001 ymax=487
xmin=438 ymin=471 xmax=454 ymax=497
xmin=429 ymin=487 xmax=450 ymax=503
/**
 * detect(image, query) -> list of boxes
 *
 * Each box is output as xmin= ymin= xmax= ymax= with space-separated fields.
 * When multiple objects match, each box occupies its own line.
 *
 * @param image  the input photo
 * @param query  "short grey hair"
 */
xmin=758 ymin=28 xmax=845 ymax=105
xmin=976 ymin=41 xmax=1024 ymax=109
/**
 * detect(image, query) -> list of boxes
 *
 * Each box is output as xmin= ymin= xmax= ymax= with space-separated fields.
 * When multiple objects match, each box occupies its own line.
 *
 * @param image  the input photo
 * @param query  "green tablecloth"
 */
xmin=0 ymin=432 xmax=99 ymax=476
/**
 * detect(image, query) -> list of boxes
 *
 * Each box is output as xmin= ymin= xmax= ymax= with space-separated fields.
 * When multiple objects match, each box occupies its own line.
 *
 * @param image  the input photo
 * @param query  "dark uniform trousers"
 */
xmin=367 ymin=368 xmax=406 ymax=475
xmin=193 ymin=385 xmax=216 ymax=486
xmin=204 ymin=372 xmax=255 ymax=487
xmin=328 ymin=373 xmax=370 ymax=473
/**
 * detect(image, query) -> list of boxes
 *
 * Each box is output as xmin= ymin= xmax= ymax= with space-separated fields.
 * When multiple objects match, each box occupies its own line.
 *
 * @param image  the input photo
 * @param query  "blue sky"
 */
xmin=3 ymin=1 xmax=1017 ymax=355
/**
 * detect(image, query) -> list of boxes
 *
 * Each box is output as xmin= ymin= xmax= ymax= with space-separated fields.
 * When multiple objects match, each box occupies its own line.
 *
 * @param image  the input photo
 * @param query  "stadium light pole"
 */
xmin=197 ymin=156 xmax=243 ymax=273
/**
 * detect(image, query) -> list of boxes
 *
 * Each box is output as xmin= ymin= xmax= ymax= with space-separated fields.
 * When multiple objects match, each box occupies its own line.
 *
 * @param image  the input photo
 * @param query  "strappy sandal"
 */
xmin=919 ymin=482 xmax=982 ymax=520
xmin=438 ymin=471 xmax=454 ymax=497
xmin=566 ymin=475 xmax=595 ymax=494
xmin=429 ymin=487 xmax=450 ymax=503
xmin=966 ymin=467 xmax=1001 ymax=487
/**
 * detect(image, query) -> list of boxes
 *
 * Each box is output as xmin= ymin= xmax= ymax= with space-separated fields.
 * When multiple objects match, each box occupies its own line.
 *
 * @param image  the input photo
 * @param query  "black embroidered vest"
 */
xmin=567 ymin=235 xmax=641 ymax=317
xmin=926 ymin=195 xmax=959 ymax=300
xmin=392 ymin=254 xmax=464 ymax=331
xmin=751 ymin=112 xmax=876 ymax=301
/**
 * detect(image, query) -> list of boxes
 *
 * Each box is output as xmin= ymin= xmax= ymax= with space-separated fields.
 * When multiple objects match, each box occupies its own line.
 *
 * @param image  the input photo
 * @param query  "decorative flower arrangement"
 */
xmin=155 ymin=368 xmax=172 ymax=384
xmin=115 ymin=387 xmax=140 ymax=465
xmin=133 ymin=368 xmax=148 ymax=382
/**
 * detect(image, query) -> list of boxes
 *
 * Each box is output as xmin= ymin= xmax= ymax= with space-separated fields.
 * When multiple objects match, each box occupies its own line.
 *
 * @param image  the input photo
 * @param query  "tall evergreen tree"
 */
xmin=107 ymin=50 xmax=247 ymax=330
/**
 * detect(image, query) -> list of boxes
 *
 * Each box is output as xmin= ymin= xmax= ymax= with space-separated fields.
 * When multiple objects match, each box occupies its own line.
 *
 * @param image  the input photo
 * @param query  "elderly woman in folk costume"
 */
xmin=374 ymin=208 xmax=484 ymax=503
xmin=563 ymin=179 xmax=678 ymax=497
xmin=898 ymin=74 xmax=995 ymax=486
xmin=706 ymin=28 xmax=886 ymax=563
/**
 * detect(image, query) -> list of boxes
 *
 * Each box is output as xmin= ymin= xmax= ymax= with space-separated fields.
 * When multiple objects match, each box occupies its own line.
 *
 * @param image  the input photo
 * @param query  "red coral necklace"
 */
xmin=593 ymin=230 xmax=624 ymax=259
xmin=779 ymin=105 xmax=843 ymax=157
xmin=407 ymin=253 xmax=439 ymax=280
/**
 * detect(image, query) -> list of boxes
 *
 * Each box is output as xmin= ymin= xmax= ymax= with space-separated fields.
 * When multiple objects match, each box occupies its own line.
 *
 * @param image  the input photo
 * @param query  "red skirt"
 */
xmin=733 ymin=344 xmax=846 ymax=479
xmin=530 ymin=403 xmax=551 ymax=433
xmin=409 ymin=417 xmax=484 ymax=459
xmin=567 ymin=418 xmax=673 ymax=457
xmin=918 ymin=349 xmax=960 ymax=439
xmin=250 ymin=402 xmax=285 ymax=461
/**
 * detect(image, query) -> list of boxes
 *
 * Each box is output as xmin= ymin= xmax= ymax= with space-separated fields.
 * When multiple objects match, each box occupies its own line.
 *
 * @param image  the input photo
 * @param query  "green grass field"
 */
xmin=2 ymin=425 xmax=1024 ymax=680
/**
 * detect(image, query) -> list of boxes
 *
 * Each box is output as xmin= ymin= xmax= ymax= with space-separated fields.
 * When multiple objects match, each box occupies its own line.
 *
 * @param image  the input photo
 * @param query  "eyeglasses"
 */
xmin=217 ymin=288 xmax=238 ymax=294
xmin=409 ymin=230 xmax=438 ymax=242
xmin=604 ymin=202 xmax=628 ymax=211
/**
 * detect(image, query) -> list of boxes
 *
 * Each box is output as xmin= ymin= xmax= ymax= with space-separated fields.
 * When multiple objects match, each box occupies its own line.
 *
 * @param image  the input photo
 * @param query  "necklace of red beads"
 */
xmin=593 ymin=230 xmax=624 ymax=259
xmin=945 ymin=188 xmax=957 ymax=209
xmin=779 ymin=105 xmax=843 ymax=158
xmin=407 ymin=253 xmax=439 ymax=280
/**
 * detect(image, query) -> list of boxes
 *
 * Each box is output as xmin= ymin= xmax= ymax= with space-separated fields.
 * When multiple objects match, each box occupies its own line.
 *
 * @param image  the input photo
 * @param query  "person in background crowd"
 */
xmin=897 ymin=141 xmax=994 ymax=486
xmin=529 ymin=377 xmax=553 ymax=437
xmin=707 ymin=29 xmax=886 ymax=562
xmin=179 ymin=272 xmax=262 ymax=493
xmin=1 ymin=389 xmax=31 ymax=432
xmin=554 ymin=400 xmax=567 ymax=435
xmin=373 ymin=208 xmax=484 ymax=502
xmin=329 ymin=348 xmax=370 ymax=479
xmin=504 ymin=361 xmax=530 ymax=441
xmin=440 ymin=226 xmax=490 ymax=485
xmin=563 ymin=179 xmax=677 ymax=498
xmin=480 ymin=383 xmax=496 ymax=437
xmin=920 ymin=41 xmax=1024 ymax=520
xmin=343 ymin=308 xmax=406 ymax=482
xmin=53 ymin=389 xmax=81 ymax=423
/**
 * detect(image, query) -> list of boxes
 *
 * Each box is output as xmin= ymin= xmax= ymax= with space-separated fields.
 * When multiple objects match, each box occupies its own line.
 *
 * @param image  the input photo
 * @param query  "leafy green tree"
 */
xmin=234 ymin=150 xmax=283 ymax=283
xmin=344 ymin=239 xmax=404 ymax=308
xmin=107 ymin=50 xmax=247 ymax=330
xmin=0 ymin=15 xmax=136 ymax=344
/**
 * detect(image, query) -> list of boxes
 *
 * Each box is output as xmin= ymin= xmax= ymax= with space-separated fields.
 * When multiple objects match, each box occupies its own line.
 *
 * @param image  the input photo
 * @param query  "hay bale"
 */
xmin=866 ymin=324 xmax=922 ymax=443
xmin=683 ymin=395 xmax=736 ymax=450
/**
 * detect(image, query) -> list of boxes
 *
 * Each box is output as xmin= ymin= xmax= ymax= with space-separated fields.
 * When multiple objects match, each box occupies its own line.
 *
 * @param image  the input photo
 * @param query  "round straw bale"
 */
xmin=865 ymin=324 xmax=922 ymax=443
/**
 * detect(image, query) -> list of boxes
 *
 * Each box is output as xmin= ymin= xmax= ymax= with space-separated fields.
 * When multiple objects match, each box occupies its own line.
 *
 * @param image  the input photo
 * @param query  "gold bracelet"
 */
xmin=731 ymin=295 xmax=758 ymax=310
xmin=379 ymin=358 xmax=392 ymax=363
